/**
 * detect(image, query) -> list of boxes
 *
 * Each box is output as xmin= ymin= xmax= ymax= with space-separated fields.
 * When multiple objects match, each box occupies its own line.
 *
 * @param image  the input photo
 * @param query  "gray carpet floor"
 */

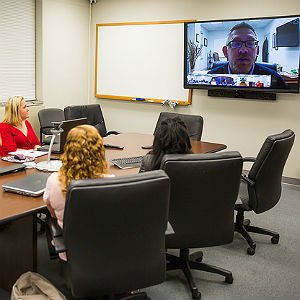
xmin=1 ymin=183 xmax=299 ymax=300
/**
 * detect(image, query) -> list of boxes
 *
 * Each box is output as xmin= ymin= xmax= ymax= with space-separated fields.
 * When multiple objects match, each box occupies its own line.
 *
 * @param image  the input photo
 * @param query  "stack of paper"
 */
xmin=8 ymin=149 xmax=48 ymax=158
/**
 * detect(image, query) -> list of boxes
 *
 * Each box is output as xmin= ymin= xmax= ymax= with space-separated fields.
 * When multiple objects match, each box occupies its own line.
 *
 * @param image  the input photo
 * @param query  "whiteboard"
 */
xmin=95 ymin=21 xmax=193 ymax=105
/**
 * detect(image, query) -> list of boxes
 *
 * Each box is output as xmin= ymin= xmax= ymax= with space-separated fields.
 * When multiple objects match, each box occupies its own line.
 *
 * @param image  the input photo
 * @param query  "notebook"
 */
xmin=37 ymin=118 xmax=87 ymax=154
xmin=2 ymin=172 xmax=50 ymax=197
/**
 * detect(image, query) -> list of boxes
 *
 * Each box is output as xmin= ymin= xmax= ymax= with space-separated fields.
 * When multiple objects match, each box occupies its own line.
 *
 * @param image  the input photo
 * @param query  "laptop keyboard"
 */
xmin=111 ymin=156 xmax=144 ymax=169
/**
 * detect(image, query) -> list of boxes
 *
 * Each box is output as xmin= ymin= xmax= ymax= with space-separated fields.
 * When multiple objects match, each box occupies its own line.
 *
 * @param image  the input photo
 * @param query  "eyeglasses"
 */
xmin=227 ymin=40 xmax=259 ymax=49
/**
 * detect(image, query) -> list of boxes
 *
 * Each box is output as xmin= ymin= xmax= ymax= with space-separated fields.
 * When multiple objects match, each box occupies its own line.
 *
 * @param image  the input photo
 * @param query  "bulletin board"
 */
xmin=95 ymin=20 xmax=193 ymax=105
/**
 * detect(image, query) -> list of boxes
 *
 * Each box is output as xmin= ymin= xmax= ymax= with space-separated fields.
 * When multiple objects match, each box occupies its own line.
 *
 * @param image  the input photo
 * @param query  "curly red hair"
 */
xmin=58 ymin=125 xmax=107 ymax=192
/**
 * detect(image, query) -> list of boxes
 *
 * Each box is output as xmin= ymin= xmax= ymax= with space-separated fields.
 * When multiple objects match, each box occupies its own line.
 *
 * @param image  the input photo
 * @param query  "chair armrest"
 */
xmin=107 ymin=130 xmax=121 ymax=136
xmin=46 ymin=218 xmax=62 ymax=238
xmin=47 ymin=218 xmax=66 ymax=253
xmin=52 ymin=236 xmax=67 ymax=253
xmin=41 ymin=125 xmax=56 ymax=133
xmin=241 ymin=173 xmax=255 ymax=186
xmin=241 ymin=157 xmax=256 ymax=186
xmin=243 ymin=157 xmax=256 ymax=162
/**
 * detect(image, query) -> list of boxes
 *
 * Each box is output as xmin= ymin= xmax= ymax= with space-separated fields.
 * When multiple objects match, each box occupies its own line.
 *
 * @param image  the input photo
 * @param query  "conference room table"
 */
xmin=0 ymin=132 xmax=226 ymax=290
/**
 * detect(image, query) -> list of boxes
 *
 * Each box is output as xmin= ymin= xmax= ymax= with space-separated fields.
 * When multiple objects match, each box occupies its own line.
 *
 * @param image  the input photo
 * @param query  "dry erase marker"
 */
xmin=135 ymin=98 xmax=145 ymax=101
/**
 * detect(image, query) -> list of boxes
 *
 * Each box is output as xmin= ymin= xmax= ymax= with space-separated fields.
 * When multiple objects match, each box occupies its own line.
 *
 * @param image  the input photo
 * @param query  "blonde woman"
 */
xmin=0 ymin=96 xmax=40 ymax=156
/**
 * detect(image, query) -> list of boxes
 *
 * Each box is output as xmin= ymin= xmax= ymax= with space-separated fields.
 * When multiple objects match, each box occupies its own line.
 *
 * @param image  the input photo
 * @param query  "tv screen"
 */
xmin=276 ymin=18 xmax=299 ymax=47
xmin=184 ymin=15 xmax=300 ymax=95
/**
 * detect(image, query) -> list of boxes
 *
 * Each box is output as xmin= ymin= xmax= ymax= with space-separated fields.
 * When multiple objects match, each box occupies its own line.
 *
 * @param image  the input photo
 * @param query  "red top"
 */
xmin=0 ymin=120 xmax=41 ymax=156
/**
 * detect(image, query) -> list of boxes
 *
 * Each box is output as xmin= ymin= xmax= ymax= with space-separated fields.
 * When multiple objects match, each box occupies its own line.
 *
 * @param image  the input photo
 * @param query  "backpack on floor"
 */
xmin=11 ymin=271 xmax=66 ymax=300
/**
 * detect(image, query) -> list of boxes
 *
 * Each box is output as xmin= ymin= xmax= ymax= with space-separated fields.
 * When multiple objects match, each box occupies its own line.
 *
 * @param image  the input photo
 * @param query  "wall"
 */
xmin=37 ymin=0 xmax=90 ymax=109
xmin=89 ymin=0 xmax=300 ymax=180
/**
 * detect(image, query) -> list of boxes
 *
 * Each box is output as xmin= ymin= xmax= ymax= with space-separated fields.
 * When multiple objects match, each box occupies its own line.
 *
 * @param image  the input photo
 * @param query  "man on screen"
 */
xmin=208 ymin=22 xmax=287 ymax=89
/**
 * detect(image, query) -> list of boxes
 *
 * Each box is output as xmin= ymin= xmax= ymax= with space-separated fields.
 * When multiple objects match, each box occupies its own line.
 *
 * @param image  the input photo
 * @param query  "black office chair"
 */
xmin=49 ymin=170 xmax=170 ymax=299
xmin=161 ymin=152 xmax=243 ymax=300
xmin=64 ymin=104 xmax=119 ymax=137
xmin=38 ymin=108 xmax=65 ymax=145
xmin=154 ymin=112 xmax=204 ymax=141
xmin=234 ymin=129 xmax=295 ymax=255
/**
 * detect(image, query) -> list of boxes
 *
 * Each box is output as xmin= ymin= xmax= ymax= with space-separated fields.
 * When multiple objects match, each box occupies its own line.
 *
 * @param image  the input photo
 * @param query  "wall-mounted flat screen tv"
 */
xmin=184 ymin=15 xmax=300 ymax=96
xmin=276 ymin=18 xmax=299 ymax=47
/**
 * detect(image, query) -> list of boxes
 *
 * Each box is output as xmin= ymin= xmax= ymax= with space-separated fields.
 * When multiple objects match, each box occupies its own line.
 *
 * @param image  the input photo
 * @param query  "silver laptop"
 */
xmin=38 ymin=118 xmax=87 ymax=154
xmin=2 ymin=172 xmax=50 ymax=197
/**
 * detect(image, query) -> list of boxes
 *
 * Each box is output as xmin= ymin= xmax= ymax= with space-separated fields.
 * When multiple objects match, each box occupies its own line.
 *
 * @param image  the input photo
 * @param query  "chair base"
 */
xmin=105 ymin=292 xmax=150 ymax=300
xmin=235 ymin=210 xmax=280 ymax=255
xmin=166 ymin=249 xmax=233 ymax=300
xmin=120 ymin=292 xmax=150 ymax=300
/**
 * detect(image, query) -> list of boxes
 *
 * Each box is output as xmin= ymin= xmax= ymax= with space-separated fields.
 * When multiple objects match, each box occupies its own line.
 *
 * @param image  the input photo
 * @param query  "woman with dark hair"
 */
xmin=139 ymin=117 xmax=192 ymax=172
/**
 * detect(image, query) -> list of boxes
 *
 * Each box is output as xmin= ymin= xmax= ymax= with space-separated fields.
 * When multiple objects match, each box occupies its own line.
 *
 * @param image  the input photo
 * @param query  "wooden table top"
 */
xmin=0 ymin=133 xmax=226 ymax=223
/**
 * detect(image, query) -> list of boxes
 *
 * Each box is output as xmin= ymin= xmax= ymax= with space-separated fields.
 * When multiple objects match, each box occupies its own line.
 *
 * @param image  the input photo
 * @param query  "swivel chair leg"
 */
xmin=166 ymin=251 xmax=201 ymax=300
xmin=245 ymin=225 xmax=280 ymax=244
xmin=235 ymin=211 xmax=256 ymax=255
xmin=189 ymin=260 xmax=233 ymax=283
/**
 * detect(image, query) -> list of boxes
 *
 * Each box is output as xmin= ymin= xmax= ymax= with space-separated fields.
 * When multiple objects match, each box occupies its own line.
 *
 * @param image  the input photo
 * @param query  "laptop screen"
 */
xmin=38 ymin=118 xmax=88 ymax=154
xmin=58 ymin=118 xmax=88 ymax=152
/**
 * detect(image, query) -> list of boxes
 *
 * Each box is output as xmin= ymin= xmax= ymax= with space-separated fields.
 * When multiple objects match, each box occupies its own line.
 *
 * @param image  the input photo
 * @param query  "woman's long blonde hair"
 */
xmin=2 ymin=96 xmax=24 ymax=126
xmin=58 ymin=125 xmax=108 ymax=192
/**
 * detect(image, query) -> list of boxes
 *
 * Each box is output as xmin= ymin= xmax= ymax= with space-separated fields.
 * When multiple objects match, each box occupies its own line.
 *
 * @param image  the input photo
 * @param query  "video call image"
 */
xmin=185 ymin=16 xmax=300 ymax=91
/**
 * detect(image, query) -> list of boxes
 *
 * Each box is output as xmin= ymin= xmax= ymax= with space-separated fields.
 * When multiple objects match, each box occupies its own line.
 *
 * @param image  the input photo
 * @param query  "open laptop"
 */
xmin=38 ymin=118 xmax=87 ymax=154
xmin=2 ymin=172 xmax=50 ymax=197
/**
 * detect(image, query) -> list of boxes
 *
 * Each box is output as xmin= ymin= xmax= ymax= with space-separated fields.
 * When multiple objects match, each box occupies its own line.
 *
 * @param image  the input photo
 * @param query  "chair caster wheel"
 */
xmin=195 ymin=255 xmax=203 ymax=262
xmin=190 ymin=251 xmax=203 ymax=262
xmin=271 ymin=236 xmax=279 ymax=244
xmin=225 ymin=274 xmax=233 ymax=284
xmin=192 ymin=288 xmax=201 ymax=300
xmin=247 ymin=246 xmax=255 ymax=255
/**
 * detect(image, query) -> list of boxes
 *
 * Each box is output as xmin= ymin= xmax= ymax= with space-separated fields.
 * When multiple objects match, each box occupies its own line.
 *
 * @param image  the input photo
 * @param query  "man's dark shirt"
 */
xmin=208 ymin=62 xmax=287 ymax=89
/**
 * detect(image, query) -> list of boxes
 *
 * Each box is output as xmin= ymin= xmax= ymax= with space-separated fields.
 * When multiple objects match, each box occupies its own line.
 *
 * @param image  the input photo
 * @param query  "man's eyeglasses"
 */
xmin=227 ymin=40 xmax=259 ymax=49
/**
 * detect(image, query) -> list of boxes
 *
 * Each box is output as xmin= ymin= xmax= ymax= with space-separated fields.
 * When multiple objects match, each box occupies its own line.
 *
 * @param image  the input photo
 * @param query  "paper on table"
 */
xmin=8 ymin=149 xmax=48 ymax=158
